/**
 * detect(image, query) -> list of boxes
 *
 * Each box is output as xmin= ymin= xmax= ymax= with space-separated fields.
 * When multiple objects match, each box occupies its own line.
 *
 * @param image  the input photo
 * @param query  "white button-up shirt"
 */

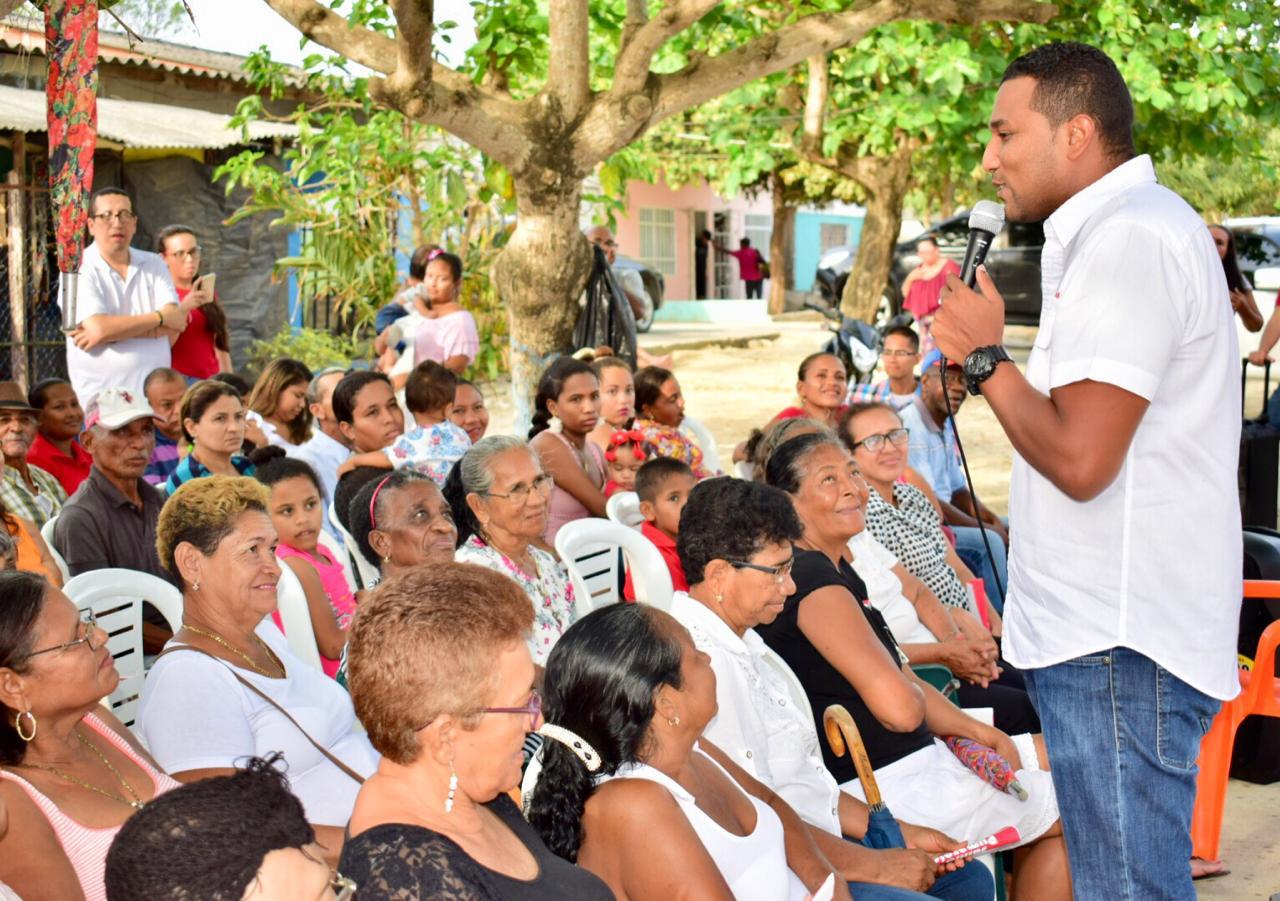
xmin=64 ymin=242 xmax=178 ymax=406
xmin=670 ymin=591 xmax=842 ymax=835
xmin=1003 ymin=154 xmax=1242 ymax=700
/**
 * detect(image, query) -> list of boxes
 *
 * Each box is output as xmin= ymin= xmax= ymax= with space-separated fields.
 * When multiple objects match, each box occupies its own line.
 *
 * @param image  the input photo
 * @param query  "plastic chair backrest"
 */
xmin=605 ymin=491 xmax=644 ymax=528
xmin=734 ymin=460 xmax=754 ymax=481
xmin=681 ymin=416 xmax=722 ymax=475
xmin=554 ymin=518 xmax=674 ymax=618
xmin=39 ymin=515 xmax=71 ymax=583
xmin=274 ymin=562 xmax=324 ymax=671
xmin=317 ymin=529 xmax=358 ymax=596
xmin=63 ymin=568 xmax=183 ymax=727
xmin=328 ymin=500 xmax=380 ymax=590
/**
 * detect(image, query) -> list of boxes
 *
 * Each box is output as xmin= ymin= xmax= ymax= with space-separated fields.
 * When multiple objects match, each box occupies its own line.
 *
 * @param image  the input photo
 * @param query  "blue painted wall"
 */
xmin=792 ymin=212 xmax=864 ymax=291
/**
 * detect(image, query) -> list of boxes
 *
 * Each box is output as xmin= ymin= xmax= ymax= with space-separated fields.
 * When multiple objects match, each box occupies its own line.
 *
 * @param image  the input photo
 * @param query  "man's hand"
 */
xmin=933 ymin=266 xmax=1006 ymax=363
xmin=158 ymin=303 xmax=188 ymax=332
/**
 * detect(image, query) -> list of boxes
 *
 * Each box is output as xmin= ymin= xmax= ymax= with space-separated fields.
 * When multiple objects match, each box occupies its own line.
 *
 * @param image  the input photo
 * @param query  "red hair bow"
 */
xmin=605 ymin=429 xmax=648 ymax=463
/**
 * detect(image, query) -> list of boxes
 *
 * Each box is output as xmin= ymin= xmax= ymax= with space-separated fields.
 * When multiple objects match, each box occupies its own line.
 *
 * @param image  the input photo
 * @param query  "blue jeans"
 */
xmin=1023 ymin=648 xmax=1220 ymax=901
xmin=849 ymin=859 xmax=994 ymax=900
xmin=952 ymin=525 xmax=1008 ymax=613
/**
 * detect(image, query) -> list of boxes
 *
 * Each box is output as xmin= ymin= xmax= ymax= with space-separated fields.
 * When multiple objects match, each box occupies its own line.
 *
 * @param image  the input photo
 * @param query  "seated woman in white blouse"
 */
xmin=669 ymin=477 xmax=994 ymax=901
xmin=138 ymin=476 xmax=379 ymax=859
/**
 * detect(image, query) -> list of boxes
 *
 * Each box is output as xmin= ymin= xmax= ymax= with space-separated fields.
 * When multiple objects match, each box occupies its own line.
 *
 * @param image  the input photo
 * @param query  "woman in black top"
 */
xmin=761 ymin=433 xmax=1071 ymax=900
xmin=338 ymin=563 xmax=614 ymax=900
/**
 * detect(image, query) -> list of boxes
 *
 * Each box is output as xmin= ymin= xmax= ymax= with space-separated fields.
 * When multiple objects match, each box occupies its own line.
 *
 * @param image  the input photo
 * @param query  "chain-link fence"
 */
xmin=1 ymin=180 xmax=68 ymax=389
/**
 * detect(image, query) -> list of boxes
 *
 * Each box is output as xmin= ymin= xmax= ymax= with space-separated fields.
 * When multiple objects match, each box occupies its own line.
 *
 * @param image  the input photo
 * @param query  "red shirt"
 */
xmin=728 ymin=247 xmax=764 ymax=281
xmin=169 ymin=286 xmax=221 ymax=379
xmin=624 ymin=521 xmax=689 ymax=601
xmin=27 ymin=433 xmax=93 ymax=496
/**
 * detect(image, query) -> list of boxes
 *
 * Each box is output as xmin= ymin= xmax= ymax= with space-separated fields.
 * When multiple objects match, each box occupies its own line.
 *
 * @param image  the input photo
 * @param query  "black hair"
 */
xmin=349 ymin=469 xmax=432 ymax=564
xmin=528 ymin=356 xmax=598 ymax=439
xmin=633 ymin=365 xmax=675 ymax=418
xmin=0 ymin=571 xmax=48 ymax=765
xmin=1002 ymin=42 xmax=1135 ymax=160
xmin=425 ymin=250 xmax=463 ymax=283
xmin=677 ymin=477 xmax=803 ymax=585
xmin=335 ymin=466 xmax=389 ymax=535
xmin=634 ymin=456 xmax=693 ymax=505
xmin=104 ymin=754 xmax=313 ymax=900
xmin=441 ymin=463 xmax=474 ymax=546
xmin=408 ymin=244 xmax=442 ymax=281
xmin=89 ymin=185 xmax=129 ymax=213
xmin=836 ymin=402 xmax=901 ymax=456
xmin=882 ymin=324 xmax=920 ymax=350
xmin=332 ymin=370 xmax=392 ymax=426
xmin=797 ymin=351 xmax=845 ymax=382
xmin=1211 ymin=225 xmax=1250 ymax=294
xmin=250 ymin=446 xmax=322 ymax=496
xmin=405 ymin=360 xmax=457 ymax=415
xmin=527 ymin=604 xmax=684 ymax=862
xmin=765 ymin=431 xmax=846 ymax=495
xmin=740 ymin=237 xmax=751 ymax=248
xmin=209 ymin=371 xmax=252 ymax=397
xmin=27 ymin=377 xmax=72 ymax=410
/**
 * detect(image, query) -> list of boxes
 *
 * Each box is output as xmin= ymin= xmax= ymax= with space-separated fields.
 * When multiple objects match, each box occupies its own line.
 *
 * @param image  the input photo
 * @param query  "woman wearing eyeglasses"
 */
xmin=761 ymin=434 xmax=1070 ymax=900
xmin=448 ymin=437 xmax=578 ymax=672
xmin=0 ymin=571 xmax=182 ymax=899
xmin=340 ymin=563 xmax=613 ymax=899
xmin=773 ymin=352 xmax=849 ymax=428
xmin=839 ymin=404 xmax=978 ymax=615
xmin=157 ymin=225 xmax=232 ymax=382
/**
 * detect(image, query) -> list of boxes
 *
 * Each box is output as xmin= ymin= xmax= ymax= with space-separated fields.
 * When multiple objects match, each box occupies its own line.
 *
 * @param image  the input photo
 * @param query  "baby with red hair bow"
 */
xmin=603 ymin=429 xmax=647 ymax=497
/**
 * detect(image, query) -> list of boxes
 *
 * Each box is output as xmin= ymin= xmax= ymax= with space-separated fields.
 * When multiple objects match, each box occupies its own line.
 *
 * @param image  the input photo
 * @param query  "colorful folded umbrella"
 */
xmin=945 ymin=736 xmax=1029 ymax=801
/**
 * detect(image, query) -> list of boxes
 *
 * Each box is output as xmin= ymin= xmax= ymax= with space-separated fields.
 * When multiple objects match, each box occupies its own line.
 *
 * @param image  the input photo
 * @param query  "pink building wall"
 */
xmin=610 ymin=175 xmax=773 ymax=301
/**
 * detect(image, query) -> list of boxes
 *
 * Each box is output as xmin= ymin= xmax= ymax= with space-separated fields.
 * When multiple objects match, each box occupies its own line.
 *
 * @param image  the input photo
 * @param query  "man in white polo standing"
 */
xmin=933 ymin=43 xmax=1240 ymax=900
xmin=62 ymin=187 xmax=186 ymax=407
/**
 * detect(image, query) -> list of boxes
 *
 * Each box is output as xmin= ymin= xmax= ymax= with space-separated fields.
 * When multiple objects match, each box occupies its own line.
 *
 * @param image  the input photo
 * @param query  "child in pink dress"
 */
xmin=254 ymin=449 xmax=356 ymax=678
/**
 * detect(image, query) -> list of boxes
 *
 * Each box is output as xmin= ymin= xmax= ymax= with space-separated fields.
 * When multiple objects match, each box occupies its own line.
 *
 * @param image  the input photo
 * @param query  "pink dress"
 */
xmin=0 ymin=712 xmax=181 ymax=901
xmin=275 ymin=543 xmax=356 ymax=678
xmin=543 ymin=432 xmax=606 ymax=544
xmin=412 ymin=309 xmax=480 ymax=367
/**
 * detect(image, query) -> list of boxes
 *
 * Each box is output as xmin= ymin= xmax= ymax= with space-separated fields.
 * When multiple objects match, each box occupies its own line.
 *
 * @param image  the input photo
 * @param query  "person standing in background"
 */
xmin=695 ymin=229 xmax=712 ymax=299
xmin=715 ymin=236 xmax=767 ymax=300
xmin=900 ymin=238 xmax=960 ymax=357
xmin=157 ymin=225 xmax=233 ymax=380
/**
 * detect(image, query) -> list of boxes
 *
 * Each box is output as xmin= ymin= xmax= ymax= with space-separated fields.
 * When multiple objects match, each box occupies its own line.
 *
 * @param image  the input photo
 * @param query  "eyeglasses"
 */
xmin=482 ymin=690 xmax=543 ymax=731
xmin=727 ymin=556 xmax=795 ymax=585
xmin=27 ymin=610 xmax=102 ymax=659
xmin=882 ymin=349 xmax=918 ymax=358
xmin=90 ymin=210 xmax=136 ymax=224
xmin=166 ymin=247 xmax=201 ymax=259
xmin=484 ymin=474 xmax=554 ymax=504
xmin=852 ymin=428 xmax=910 ymax=452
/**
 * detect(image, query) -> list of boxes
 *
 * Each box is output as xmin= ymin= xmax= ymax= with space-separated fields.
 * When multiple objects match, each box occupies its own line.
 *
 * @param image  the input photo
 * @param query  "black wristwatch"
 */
xmin=963 ymin=345 xmax=1012 ymax=395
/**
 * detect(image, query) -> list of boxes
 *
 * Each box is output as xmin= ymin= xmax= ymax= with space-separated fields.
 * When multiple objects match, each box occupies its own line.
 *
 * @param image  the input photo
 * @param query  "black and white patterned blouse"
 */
xmin=863 ymin=483 xmax=972 ymax=611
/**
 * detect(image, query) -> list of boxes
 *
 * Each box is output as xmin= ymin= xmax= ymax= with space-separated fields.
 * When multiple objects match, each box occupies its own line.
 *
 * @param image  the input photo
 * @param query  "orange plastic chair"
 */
xmin=1190 ymin=579 xmax=1280 ymax=860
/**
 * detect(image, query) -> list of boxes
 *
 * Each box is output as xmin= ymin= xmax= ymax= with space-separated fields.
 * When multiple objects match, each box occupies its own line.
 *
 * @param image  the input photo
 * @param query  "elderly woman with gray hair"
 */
xmin=444 ymin=436 xmax=578 ymax=670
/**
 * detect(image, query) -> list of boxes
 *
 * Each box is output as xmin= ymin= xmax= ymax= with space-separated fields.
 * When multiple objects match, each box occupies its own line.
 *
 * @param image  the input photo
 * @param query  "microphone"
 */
xmin=959 ymin=200 xmax=1006 ymax=288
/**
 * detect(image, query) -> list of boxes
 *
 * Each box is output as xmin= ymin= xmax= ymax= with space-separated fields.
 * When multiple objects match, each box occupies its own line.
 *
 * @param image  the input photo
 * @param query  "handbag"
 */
xmin=158 ymin=644 xmax=366 ymax=785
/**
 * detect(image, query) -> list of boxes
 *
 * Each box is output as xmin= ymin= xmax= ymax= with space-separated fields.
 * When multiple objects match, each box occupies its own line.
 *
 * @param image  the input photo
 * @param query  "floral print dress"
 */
xmin=455 ymin=535 xmax=578 ymax=665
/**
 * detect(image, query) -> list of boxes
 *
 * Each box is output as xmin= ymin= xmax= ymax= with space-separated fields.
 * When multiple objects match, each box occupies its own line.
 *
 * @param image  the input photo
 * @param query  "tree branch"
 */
xmin=801 ymin=53 xmax=829 ymax=161
xmin=261 ymin=0 xmax=398 ymax=73
xmin=547 ymin=0 xmax=592 ymax=123
xmin=650 ymin=0 xmax=1056 ymax=128
xmin=612 ymin=0 xmax=720 ymax=98
xmin=389 ymin=0 xmax=434 ymax=88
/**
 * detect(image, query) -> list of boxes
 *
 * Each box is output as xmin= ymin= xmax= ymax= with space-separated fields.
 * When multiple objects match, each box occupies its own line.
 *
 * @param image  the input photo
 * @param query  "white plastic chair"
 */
xmin=734 ymin=460 xmax=754 ymax=481
xmin=605 ymin=491 xmax=645 ymax=528
xmin=681 ymin=415 xmax=722 ymax=475
xmin=63 ymin=568 xmax=183 ymax=727
xmin=273 ymin=561 xmax=325 ymax=672
xmin=327 ymin=500 xmax=380 ymax=589
xmin=317 ymin=529 xmax=358 ymax=596
xmin=39 ymin=515 xmax=71 ymax=584
xmin=554 ymin=519 xmax=674 ymax=618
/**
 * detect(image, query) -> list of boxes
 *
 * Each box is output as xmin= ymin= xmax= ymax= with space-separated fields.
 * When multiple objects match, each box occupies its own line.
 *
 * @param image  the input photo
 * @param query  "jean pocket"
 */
xmin=1155 ymin=666 xmax=1215 ymax=771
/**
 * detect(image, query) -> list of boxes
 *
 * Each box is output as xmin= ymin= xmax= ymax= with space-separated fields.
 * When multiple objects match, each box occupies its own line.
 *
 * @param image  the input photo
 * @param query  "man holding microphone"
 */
xmin=933 ymin=43 xmax=1240 ymax=900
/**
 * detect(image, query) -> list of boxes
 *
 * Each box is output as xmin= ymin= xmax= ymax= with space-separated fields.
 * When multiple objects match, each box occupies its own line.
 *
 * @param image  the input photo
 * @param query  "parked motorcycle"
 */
xmin=804 ymin=300 xmax=899 ymax=386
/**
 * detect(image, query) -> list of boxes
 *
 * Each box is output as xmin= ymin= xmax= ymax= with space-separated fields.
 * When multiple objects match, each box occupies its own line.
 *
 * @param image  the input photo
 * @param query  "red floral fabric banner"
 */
xmin=45 ymin=0 xmax=98 ymax=278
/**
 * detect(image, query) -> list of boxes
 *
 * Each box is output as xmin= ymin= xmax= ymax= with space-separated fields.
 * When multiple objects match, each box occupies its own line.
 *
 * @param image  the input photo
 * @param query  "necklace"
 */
xmin=182 ymin=623 xmax=285 ymax=677
xmin=27 ymin=728 xmax=146 ymax=811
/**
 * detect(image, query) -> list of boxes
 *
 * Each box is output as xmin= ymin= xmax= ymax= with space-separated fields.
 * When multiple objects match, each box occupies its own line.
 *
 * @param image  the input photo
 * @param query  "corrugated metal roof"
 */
xmin=0 ymin=84 xmax=296 ymax=149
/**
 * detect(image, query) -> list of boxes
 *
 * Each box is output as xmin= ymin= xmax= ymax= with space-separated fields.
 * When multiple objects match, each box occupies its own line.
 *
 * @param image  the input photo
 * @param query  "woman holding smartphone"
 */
xmin=158 ymin=225 xmax=232 ymax=381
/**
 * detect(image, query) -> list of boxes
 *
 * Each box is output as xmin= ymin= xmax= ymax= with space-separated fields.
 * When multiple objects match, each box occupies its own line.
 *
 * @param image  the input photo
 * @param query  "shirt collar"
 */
xmin=670 ymin=590 xmax=758 ymax=660
xmin=303 ymin=428 xmax=348 ymax=458
xmin=89 ymin=466 xmax=152 ymax=510
xmin=907 ymin=393 xmax=943 ymax=435
xmin=640 ymin=521 xmax=677 ymax=550
xmin=1044 ymin=154 xmax=1156 ymax=250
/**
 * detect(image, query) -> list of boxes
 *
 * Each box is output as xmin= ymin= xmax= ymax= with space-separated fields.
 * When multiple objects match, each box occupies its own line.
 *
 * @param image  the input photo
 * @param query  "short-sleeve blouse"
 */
xmin=633 ymin=418 xmax=713 ymax=479
xmin=863 ymin=483 xmax=972 ymax=610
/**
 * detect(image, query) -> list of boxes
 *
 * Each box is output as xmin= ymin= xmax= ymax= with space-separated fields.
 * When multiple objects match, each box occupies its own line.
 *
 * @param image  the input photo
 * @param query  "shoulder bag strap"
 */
xmin=157 ymin=644 xmax=365 ymax=785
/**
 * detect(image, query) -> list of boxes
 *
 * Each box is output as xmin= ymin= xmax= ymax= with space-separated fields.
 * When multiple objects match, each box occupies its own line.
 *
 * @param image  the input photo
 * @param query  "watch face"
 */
xmin=965 ymin=349 xmax=992 ymax=380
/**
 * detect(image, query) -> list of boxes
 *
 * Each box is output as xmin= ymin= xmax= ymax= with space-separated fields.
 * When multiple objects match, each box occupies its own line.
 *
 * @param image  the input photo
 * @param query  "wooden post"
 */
xmin=5 ymin=132 xmax=27 ymax=389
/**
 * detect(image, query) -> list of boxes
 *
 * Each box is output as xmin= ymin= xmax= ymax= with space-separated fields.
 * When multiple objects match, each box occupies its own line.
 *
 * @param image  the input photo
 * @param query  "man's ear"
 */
xmin=1063 ymin=112 xmax=1098 ymax=161
xmin=80 ymin=429 xmax=98 ymax=456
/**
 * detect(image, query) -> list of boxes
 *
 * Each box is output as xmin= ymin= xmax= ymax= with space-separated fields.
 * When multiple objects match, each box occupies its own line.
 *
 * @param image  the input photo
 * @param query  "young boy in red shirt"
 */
xmin=624 ymin=456 xmax=696 ymax=600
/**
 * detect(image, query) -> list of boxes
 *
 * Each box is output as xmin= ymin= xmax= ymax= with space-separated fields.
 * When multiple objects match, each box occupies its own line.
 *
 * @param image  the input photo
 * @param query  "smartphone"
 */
xmin=197 ymin=273 xmax=216 ymax=296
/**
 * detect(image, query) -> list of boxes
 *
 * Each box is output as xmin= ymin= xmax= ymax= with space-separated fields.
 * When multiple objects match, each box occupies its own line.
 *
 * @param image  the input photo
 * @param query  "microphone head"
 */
xmin=968 ymin=200 xmax=1006 ymax=237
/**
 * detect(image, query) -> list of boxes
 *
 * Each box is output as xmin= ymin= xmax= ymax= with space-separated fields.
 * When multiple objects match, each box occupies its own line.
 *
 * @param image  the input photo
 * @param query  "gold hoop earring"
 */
xmin=15 ymin=709 xmax=37 ymax=742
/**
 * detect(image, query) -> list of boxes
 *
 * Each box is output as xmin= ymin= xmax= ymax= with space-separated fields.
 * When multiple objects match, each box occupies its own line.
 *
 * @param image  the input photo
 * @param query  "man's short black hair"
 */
xmin=332 ymin=370 xmax=392 ymax=426
xmin=635 ymin=456 xmax=694 ymax=504
xmin=1002 ymin=42 xmax=1135 ymax=160
xmin=882 ymin=324 xmax=919 ymax=351
xmin=89 ymin=185 xmax=130 ymax=214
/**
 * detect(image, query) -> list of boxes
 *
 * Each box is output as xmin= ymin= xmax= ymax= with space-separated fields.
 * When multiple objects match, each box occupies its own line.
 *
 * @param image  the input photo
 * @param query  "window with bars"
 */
xmin=820 ymin=222 xmax=849 ymax=251
xmin=639 ymin=208 xmax=677 ymax=276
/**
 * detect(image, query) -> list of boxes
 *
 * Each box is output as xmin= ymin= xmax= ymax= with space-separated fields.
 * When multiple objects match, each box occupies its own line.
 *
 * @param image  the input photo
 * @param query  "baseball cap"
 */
xmin=86 ymin=387 xmax=156 ymax=430
xmin=920 ymin=349 xmax=963 ymax=375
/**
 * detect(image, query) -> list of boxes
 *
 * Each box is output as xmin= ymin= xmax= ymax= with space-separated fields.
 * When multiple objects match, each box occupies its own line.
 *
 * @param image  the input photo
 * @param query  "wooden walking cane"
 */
xmin=823 ymin=704 xmax=885 ymax=810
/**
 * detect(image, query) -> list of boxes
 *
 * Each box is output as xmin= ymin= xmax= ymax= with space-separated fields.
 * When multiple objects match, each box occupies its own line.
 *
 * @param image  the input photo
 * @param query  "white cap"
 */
xmin=86 ymin=387 xmax=156 ymax=430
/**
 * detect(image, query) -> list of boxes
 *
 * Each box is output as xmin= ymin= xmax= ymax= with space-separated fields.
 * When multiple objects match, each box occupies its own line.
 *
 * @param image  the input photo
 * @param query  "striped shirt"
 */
xmin=145 ymin=431 xmax=182 ymax=487
xmin=0 ymin=464 xmax=66 ymax=528
xmin=845 ymin=378 xmax=919 ymax=411
xmin=165 ymin=453 xmax=256 ymax=495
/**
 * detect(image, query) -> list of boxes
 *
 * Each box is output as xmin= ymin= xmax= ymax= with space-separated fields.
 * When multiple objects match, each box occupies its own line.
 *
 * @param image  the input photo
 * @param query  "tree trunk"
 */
xmin=839 ymin=144 xmax=914 ymax=324
xmin=768 ymin=174 xmax=795 ymax=316
xmin=492 ymin=173 xmax=592 ymax=433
